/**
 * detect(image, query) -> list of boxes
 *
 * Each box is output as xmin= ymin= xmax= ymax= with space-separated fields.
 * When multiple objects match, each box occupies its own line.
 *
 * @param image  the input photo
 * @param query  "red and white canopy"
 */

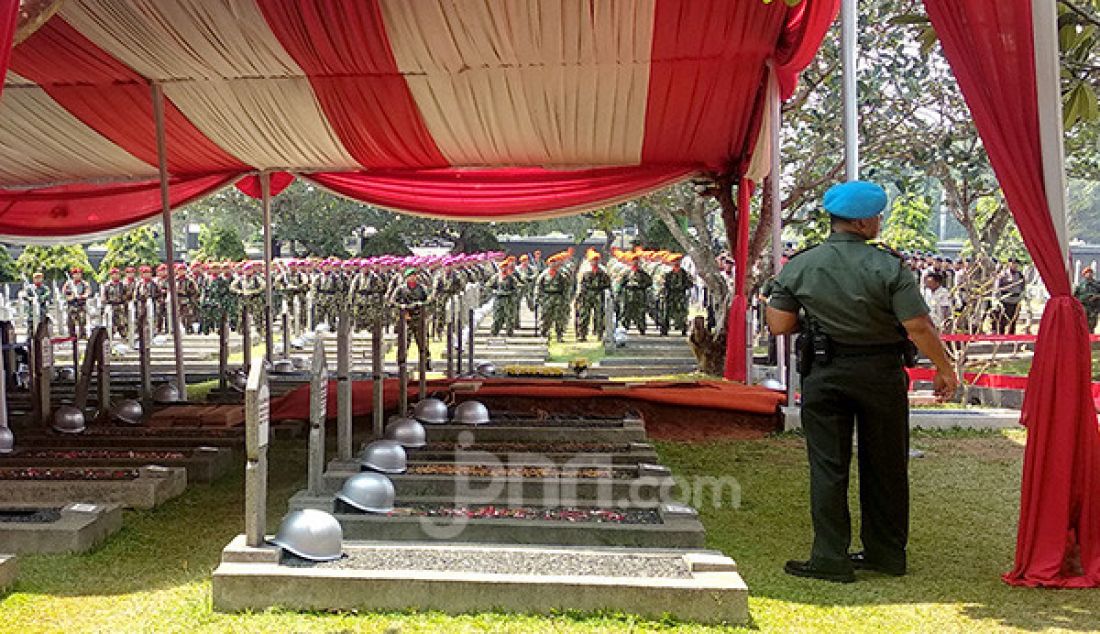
xmin=0 ymin=0 xmax=836 ymax=238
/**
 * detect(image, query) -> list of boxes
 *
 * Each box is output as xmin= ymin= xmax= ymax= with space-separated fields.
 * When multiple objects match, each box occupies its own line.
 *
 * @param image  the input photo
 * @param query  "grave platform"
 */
xmin=0 ymin=446 xmax=234 ymax=484
xmin=0 ymin=554 xmax=16 ymax=593
xmin=287 ymin=494 xmax=704 ymax=548
xmin=212 ymin=537 xmax=746 ymax=624
xmin=0 ymin=503 xmax=123 ymax=554
xmin=0 ymin=465 xmax=187 ymax=509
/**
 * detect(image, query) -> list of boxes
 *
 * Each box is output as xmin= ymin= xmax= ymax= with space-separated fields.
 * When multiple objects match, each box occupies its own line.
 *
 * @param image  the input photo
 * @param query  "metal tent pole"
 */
xmin=768 ymin=82 xmax=789 ymax=395
xmin=260 ymin=172 xmax=275 ymax=363
xmin=151 ymin=82 xmax=187 ymax=400
xmin=840 ymin=0 xmax=859 ymax=180
xmin=1032 ymin=0 xmax=1070 ymax=266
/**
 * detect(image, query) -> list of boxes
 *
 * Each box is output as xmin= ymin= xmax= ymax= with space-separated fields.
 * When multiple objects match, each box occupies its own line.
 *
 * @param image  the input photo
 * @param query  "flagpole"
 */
xmin=841 ymin=0 xmax=859 ymax=180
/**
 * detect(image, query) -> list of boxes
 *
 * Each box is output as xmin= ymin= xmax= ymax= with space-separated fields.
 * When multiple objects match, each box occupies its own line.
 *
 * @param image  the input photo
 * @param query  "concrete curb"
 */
xmin=211 ymin=536 xmax=747 ymax=624
xmin=0 ymin=554 xmax=17 ymax=593
xmin=0 ymin=465 xmax=187 ymax=509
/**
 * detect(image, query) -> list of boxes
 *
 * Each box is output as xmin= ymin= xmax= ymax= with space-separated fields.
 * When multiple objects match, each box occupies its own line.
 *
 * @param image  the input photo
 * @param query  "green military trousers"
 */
xmin=800 ymin=352 xmax=910 ymax=574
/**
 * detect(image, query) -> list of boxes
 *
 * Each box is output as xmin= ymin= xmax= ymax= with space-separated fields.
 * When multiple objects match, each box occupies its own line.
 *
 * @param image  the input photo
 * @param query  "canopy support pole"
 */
xmin=1032 ymin=0 xmax=1070 ymax=266
xmin=840 ymin=0 xmax=859 ymax=180
xmin=151 ymin=82 xmax=187 ymax=400
xmin=260 ymin=172 xmax=275 ymax=362
xmin=768 ymin=82 xmax=789 ymax=399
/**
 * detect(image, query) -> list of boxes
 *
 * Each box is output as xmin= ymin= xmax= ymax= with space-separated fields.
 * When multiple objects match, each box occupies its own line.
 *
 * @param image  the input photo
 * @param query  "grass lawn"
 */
xmin=2 ymin=430 xmax=1096 ymax=633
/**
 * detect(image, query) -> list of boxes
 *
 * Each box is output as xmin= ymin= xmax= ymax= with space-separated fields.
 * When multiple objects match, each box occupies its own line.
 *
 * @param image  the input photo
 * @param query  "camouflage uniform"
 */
xmin=22 ymin=281 xmax=52 ymax=327
xmin=536 ymin=267 xmax=570 ymax=341
xmin=575 ymin=264 xmax=611 ymax=341
xmin=154 ymin=273 xmax=170 ymax=334
xmin=487 ymin=270 xmax=519 ymax=336
xmin=101 ymin=279 xmax=131 ymax=338
xmin=661 ymin=265 xmax=692 ymax=336
xmin=133 ymin=275 xmax=160 ymax=333
xmin=61 ymin=277 xmax=91 ymax=339
xmin=314 ymin=268 xmax=344 ymax=327
xmin=349 ymin=267 xmax=388 ymax=330
xmin=200 ymin=272 xmax=235 ymax=334
xmin=176 ymin=273 xmax=201 ymax=333
xmin=621 ymin=266 xmax=653 ymax=335
xmin=390 ymin=276 xmax=432 ymax=362
xmin=231 ymin=271 xmax=266 ymax=338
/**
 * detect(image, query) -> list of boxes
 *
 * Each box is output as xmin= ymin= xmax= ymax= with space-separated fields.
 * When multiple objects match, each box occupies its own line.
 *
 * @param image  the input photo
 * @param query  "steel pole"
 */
xmin=768 ymin=85 xmax=788 ymax=393
xmin=1032 ymin=0 xmax=1070 ymax=266
xmin=260 ymin=172 xmax=275 ymax=362
xmin=152 ymin=82 xmax=187 ymax=399
xmin=840 ymin=0 xmax=859 ymax=180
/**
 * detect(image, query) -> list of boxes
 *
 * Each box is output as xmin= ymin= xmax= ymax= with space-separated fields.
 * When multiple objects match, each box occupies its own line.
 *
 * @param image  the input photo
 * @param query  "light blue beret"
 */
xmin=823 ymin=181 xmax=888 ymax=219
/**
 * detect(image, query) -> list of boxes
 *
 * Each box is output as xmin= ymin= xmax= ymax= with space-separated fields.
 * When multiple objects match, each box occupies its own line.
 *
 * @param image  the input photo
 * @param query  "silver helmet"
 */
xmin=291 ymin=356 xmax=308 ymax=370
xmin=271 ymin=359 xmax=295 ymax=373
xmin=452 ymin=400 xmax=490 ymax=426
xmin=110 ymin=399 xmax=144 ymax=426
xmin=760 ymin=379 xmax=785 ymax=391
xmin=152 ymin=383 xmax=181 ymax=404
xmin=290 ymin=337 xmax=306 ymax=350
xmin=52 ymin=405 xmax=86 ymax=434
xmin=384 ymin=416 xmax=427 ymax=448
xmin=335 ymin=472 xmax=396 ymax=514
xmin=55 ymin=367 xmax=76 ymax=382
xmin=412 ymin=398 xmax=448 ymax=425
xmin=475 ymin=362 xmax=496 ymax=377
xmin=0 ymin=426 xmax=13 ymax=454
xmin=359 ymin=440 xmax=407 ymax=474
xmin=228 ymin=370 xmax=248 ymax=393
xmin=270 ymin=509 xmax=343 ymax=561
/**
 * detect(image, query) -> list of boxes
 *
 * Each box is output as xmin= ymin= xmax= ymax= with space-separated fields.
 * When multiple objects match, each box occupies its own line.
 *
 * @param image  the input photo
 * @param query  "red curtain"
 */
xmin=724 ymin=179 xmax=754 ymax=381
xmin=774 ymin=0 xmax=842 ymax=100
xmin=925 ymin=0 xmax=1100 ymax=587
xmin=306 ymin=166 xmax=696 ymax=220
xmin=0 ymin=0 xmax=17 ymax=102
xmin=0 ymin=174 xmax=240 ymax=239
xmin=236 ymin=172 xmax=295 ymax=199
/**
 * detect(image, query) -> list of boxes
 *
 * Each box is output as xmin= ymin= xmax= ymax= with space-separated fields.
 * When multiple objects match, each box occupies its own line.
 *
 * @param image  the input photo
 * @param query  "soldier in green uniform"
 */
xmin=61 ymin=267 xmax=92 ymax=339
xmin=101 ymin=267 xmax=131 ymax=338
xmin=231 ymin=262 xmax=266 ymax=339
xmin=575 ymin=252 xmax=611 ymax=342
xmin=390 ymin=267 xmax=433 ymax=365
xmin=535 ymin=255 xmax=570 ymax=342
xmin=661 ymin=254 xmax=692 ymax=336
xmin=766 ymin=181 xmax=957 ymax=583
xmin=1074 ymin=267 xmax=1100 ymax=333
xmin=620 ymin=256 xmax=653 ymax=335
xmin=22 ymin=271 xmax=52 ymax=327
xmin=133 ymin=265 xmax=159 ymax=333
xmin=199 ymin=262 xmax=234 ymax=334
xmin=487 ymin=258 xmax=519 ymax=337
xmin=176 ymin=264 xmax=201 ymax=333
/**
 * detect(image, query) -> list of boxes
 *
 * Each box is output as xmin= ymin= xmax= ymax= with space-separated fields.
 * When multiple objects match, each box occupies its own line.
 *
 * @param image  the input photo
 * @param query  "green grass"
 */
xmin=2 ymin=430 xmax=1096 ymax=633
xmin=547 ymin=339 xmax=608 ymax=364
xmin=185 ymin=379 xmax=219 ymax=401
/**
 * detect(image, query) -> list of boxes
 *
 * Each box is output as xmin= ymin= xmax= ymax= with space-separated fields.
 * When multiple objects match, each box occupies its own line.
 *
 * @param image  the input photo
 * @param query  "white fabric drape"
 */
xmin=380 ymin=0 xmax=656 ymax=167
xmin=744 ymin=66 xmax=779 ymax=184
xmin=60 ymin=0 xmax=359 ymax=170
xmin=0 ymin=78 xmax=155 ymax=186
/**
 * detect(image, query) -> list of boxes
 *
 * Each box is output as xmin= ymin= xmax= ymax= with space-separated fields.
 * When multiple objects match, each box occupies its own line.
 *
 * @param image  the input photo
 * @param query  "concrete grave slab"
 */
xmin=0 ymin=554 xmax=16 ymax=593
xmin=0 ymin=465 xmax=186 ymax=509
xmin=212 ymin=536 xmax=747 ymax=624
xmin=0 ymin=503 xmax=123 ymax=554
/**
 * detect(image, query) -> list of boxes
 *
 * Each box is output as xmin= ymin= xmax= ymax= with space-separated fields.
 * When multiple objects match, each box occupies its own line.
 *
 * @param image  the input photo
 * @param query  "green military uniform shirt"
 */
xmin=769 ymin=232 xmax=928 ymax=344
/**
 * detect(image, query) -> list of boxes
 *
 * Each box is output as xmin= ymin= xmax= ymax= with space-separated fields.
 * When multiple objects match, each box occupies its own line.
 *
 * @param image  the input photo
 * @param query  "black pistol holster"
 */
xmin=796 ymin=317 xmax=832 ymax=377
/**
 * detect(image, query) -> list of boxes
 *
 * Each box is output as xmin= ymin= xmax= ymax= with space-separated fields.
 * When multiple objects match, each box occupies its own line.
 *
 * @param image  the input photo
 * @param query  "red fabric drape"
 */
xmin=925 ymin=0 xmax=1100 ymax=587
xmin=0 ymin=0 xmax=17 ymax=103
xmin=236 ymin=172 xmax=295 ymax=199
xmin=724 ymin=179 xmax=754 ymax=381
xmin=306 ymin=166 xmax=696 ymax=220
xmin=0 ymin=174 xmax=240 ymax=239
xmin=774 ymin=0 xmax=841 ymax=100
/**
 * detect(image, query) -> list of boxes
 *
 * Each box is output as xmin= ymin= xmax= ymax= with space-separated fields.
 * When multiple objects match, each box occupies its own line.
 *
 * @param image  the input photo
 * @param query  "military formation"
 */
xmin=15 ymin=247 xmax=699 ymax=345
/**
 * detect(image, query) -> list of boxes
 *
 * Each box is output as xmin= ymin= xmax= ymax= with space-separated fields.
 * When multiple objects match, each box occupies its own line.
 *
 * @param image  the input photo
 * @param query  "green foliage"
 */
xmin=881 ymin=194 xmax=937 ymax=252
xmin=195 ymin=222 xmax=247 ymax=262
xmin=359 ymin=226 xmax=412 ymax=256
xmin=0 ymin=245 xmax=19 ymax=283
xmin=450 ymin=223 xmax=501 ymax=253
xmin=98 ymin=226 xmax=160 ymax=280
xmin=16 ymin=245 xmax=94 ymax=282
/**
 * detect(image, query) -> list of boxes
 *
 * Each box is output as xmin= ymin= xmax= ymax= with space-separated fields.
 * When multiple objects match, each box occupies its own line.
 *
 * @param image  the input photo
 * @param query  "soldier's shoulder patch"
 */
xmin=786 ymin=244 xmax=819 ymax=260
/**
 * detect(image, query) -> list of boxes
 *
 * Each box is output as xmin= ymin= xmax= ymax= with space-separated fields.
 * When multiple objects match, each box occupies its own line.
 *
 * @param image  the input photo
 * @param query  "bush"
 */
xmin=98 ymin=226 xmax=160 ymax=280
xmin=195 ymin=223 xmax=247 ymax=262
xmin=16 ymin=245 xmax=95 ymax=283
xmin=0 ymin=245 xmax=18 ymax=283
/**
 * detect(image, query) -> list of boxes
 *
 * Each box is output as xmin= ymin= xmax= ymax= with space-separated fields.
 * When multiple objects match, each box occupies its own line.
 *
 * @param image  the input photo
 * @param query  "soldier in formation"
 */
xmin=20 ymin=271 xmax=52 ymax=327
xmin=101 ymin=267 xmax=131 ymax=338
xmin=1075 ymin=267 xmax=1100 ymax=333
xmin=575 ymin=250 xmax=611 ymax=342
xmin=61 ymin=267 xmax=92 ymax=339
xmin=534 ymin=254 xmax=571 ymax=342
